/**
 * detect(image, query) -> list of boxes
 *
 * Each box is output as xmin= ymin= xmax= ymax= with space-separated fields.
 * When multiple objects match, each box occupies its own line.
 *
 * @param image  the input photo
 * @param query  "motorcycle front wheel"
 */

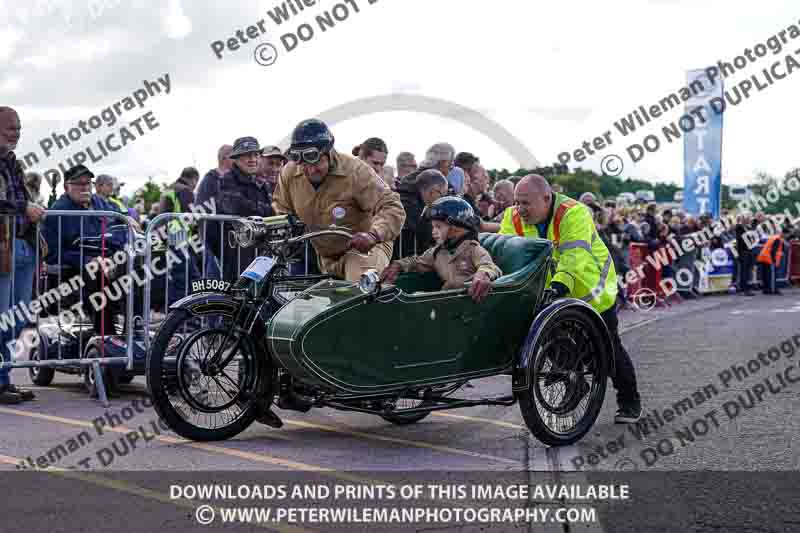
xmin=146 ymin=308 xmax=273 ymax=441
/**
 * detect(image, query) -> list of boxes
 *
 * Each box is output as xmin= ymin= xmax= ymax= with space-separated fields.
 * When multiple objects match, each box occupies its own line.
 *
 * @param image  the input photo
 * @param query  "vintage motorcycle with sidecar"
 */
xmin=145 ymin=215 xmax=615 ymax=446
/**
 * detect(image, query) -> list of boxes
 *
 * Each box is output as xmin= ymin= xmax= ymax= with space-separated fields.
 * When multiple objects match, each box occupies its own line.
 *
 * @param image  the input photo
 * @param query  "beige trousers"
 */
xmin=320 ymin=242 xmax=392 ymax=282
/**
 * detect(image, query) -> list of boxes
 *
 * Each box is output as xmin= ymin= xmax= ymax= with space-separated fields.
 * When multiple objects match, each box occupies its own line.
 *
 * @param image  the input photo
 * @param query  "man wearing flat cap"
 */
xmin=196 ymin=136 xmax=273 ymax=282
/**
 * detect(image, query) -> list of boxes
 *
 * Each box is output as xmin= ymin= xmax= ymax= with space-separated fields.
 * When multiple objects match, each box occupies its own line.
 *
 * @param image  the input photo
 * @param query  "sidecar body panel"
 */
xmin=266 ymin=235 xmax=553 ymax=394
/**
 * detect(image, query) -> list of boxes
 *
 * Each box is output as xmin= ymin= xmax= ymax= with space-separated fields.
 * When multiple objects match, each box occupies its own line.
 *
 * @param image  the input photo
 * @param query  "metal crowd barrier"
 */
xmin=0 ymin=210 xmax=138 ymax=406
xmin=141 ymin=213 xmax=320 ymax=350
xmin=791 ymin=240 xmax=800 ymax=286
xmin=140 ymin=214 xmax=430 ymax=349
xmin=142 ymin=212 xmax=240 ymax=351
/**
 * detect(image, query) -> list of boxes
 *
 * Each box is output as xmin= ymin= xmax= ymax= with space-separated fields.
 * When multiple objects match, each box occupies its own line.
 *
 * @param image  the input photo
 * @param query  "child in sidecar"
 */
xmin=381 ymin=196 xmax=502 ymax=302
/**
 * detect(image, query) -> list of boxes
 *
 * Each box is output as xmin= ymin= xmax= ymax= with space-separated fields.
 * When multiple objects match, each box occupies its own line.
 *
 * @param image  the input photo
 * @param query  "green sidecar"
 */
xmin=146 ymin=217 xmax=615 ymax=447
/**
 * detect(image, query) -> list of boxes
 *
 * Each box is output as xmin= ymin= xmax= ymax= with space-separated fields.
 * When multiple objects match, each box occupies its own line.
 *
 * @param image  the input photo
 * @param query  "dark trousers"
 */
xmin=759 ymin=262 xmax=776 ymax=294
xmin=168 ymin=247 xmax=201 ymax=306
xmin=81 ymin=270 xmax=122 ymax=335
xmin=82 ymin=266 xmax=146 ymax=335
xmin=600 ymin=307 xmax=640 ymax=406
xmin=738 ymin=252 xmax=754 ymax=292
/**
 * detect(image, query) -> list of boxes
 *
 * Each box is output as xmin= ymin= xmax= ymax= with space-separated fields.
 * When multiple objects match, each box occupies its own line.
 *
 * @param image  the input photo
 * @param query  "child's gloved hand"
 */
xmin=469 ymin=272 xmax=492 ymax=303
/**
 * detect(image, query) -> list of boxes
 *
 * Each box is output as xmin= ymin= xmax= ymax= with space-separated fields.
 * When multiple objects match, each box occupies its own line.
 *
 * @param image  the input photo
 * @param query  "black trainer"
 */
xmin=614 ymin=402 xmax=642 ymax=424
xmin=0 ymin=386 xmax=23 ymax=405
xmin=7 ymin=384 xmax=36 ymax=401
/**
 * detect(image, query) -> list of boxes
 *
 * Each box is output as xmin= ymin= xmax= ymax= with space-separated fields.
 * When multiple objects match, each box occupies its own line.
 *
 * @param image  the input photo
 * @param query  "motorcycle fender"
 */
xmin=169 ymin=292 xmax=239 ymax=319
xmin=168 ymin=292 xmax=273 ymax=348
xmin=512 ymin=298 xmax=616 ymax=393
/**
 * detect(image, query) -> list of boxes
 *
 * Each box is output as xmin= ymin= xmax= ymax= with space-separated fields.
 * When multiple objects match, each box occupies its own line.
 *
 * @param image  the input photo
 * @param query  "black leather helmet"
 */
xmin=289 ymin=118 xmax=335 ymax=152
xmin=423 ymin=196 xmax=481 ymax=233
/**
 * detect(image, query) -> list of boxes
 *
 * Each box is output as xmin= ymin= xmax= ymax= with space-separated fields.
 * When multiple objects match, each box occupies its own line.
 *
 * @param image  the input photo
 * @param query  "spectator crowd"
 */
xmin=1 ymin=103 xmax=799 ymax=404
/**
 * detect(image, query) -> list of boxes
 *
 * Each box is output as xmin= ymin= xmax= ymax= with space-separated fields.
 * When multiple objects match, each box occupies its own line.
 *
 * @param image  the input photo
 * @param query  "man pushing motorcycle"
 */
xmin=272 ymin=119 xmax=405 ymax=281
xmin=500 ymin=175 xmax=642 ymax=423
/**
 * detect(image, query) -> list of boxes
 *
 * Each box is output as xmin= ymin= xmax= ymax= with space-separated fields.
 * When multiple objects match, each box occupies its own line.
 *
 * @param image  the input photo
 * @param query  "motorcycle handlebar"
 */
xmin=267 ymin=228 xmax=354 ymax=247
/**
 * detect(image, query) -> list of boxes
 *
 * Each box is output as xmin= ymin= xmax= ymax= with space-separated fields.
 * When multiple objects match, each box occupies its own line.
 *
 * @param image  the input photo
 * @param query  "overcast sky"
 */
xmin=1 ymin=0 xmax=798 ymax=195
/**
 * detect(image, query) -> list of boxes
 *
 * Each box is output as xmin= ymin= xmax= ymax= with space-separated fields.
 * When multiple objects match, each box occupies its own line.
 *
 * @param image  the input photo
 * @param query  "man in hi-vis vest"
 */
xmin=499 ymin=175 xmax=642 ymax=423
xmin=756 ymin=231 xmax=786 ymax=295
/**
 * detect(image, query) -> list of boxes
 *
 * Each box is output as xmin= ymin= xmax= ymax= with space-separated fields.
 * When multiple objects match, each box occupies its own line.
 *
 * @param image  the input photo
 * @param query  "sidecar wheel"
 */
xmin=518 ymin=307 xmax=608 ymax=447
xmin=146 ymin=309 xmax=270 ymax=442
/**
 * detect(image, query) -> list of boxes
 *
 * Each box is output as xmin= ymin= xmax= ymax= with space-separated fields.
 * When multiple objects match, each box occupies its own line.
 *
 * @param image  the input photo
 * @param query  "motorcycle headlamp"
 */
xmin=229 ymin=219 xmax=266 ymax=249
xmin=358 ymin=269 xmax=381 ymax=295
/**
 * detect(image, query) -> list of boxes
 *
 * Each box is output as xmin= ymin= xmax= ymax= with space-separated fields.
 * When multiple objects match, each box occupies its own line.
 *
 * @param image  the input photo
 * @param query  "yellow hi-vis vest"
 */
xmin=499 ymin=193 xmax=617 ymax=313
xmin=162 ymin=189 xmax=194 ymax=243
xmin=108 ymin=196 xmax=126 ymax=212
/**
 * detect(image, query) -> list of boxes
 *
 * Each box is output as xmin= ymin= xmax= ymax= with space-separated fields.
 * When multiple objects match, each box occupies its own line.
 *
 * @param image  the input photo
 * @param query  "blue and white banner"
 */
xmin=683 ymin=69 xmax=723 ymax=219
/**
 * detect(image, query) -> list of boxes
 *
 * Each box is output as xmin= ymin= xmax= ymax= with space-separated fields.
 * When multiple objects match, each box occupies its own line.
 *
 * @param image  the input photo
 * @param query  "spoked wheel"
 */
xmin=519 ymin=308 xmax=609 ymax=446
xmin=146 ymin=308 xmax=270 ymax=441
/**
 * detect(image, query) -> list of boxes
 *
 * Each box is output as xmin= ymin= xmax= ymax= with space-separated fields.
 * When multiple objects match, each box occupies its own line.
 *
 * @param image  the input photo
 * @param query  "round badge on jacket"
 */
xmin=332 ymin=207 xmax=346 ymax=221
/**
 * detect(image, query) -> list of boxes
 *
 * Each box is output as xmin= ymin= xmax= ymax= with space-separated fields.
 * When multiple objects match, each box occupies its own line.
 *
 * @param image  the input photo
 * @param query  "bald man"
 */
xmin=500 ymin=175 xmax=642 ymax=423
xmin=0 ymin=107 xmax=43 ymax=403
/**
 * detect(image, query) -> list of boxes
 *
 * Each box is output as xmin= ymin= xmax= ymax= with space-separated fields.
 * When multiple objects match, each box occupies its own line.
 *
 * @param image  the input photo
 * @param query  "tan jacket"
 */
xmin=395 ymin=239 xmax=502 ymax=290
xmin=272 ymin=151 xmax=405 ymax=260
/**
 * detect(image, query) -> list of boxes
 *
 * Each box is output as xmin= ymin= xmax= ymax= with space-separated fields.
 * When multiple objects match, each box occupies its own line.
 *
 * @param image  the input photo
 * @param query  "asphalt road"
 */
xmin=1 ymin=289 xmax=799 ymax=532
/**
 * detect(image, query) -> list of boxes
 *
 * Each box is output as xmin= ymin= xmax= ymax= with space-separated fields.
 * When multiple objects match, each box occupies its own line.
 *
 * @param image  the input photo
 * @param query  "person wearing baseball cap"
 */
xmin=257 ymin=145 xmax=287 ymax=193
xmin=42 ymin=164 xmax=128 ymax=336
xmin=196 ymin=136 xmax=273 ymax=283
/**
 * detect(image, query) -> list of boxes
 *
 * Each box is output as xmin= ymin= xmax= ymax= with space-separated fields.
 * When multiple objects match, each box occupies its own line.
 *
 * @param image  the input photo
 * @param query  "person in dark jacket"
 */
xmin=195 ymin=137 xmax=273 ymax=282
xmin=196 ymin=144 xmax=233 ymax=280
xmin=0 ymin=106 xmax=43 ymax=403
xmin=734 ymin=214 xmax=756 ymax=296
xmin=393 ymin=169 xmax=449 ymax=259
xmin=42 ymin=165 xmax=130 ymax=335
xmin=159 ymin=167 xmax=201 ymax=305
